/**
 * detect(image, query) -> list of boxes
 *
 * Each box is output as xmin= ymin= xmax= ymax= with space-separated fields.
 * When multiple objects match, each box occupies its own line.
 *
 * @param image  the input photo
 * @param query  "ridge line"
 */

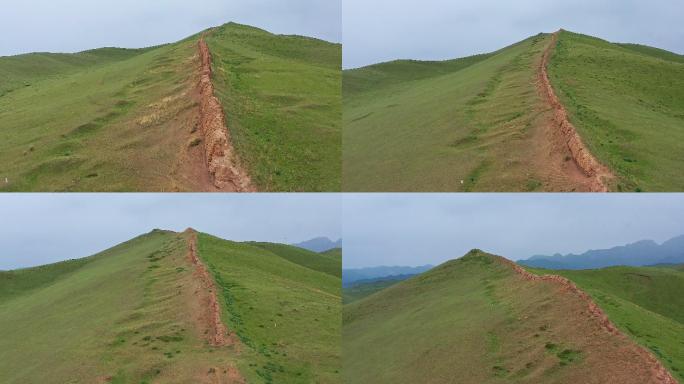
xmin=539 ymin=31 xmax=613 ymax=192
xmin=497 ymin=256 xmax=677 ymax=384
xmin=184 ymin=229 xmax=232 ymax=347
xmin=197 ymin=36 xmax=255 ymax=192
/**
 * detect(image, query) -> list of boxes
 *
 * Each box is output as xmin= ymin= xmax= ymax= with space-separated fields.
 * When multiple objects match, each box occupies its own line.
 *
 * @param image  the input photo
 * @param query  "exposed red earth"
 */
xmin=184 ymin=229 xmax=236 ymax=347
xmin=538 ymin=31 xmax=613 ymax=192
xmin=197 ymin=38 xmax=255 ymax=192
xmin=497 ymin=255 xmax=677 ymax=384
xmin=183 ymin=229 xmax=245 ymax=384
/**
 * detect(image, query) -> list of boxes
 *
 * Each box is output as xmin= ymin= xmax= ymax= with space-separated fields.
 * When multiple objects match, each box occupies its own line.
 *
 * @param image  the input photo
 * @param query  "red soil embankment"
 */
xmin=539 ymin=31 xmax=613 ymax=192
xmin=185 ymin=229 xmax=233 ymax=347
xmin=198 ymin=38 xmax=254 ymax=192
xmin=498 ymin=256 xmax=677 ymax=384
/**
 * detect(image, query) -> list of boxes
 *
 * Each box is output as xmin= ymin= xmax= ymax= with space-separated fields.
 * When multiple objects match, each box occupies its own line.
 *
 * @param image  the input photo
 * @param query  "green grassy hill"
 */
xmin=0 ymin=47 xmax=155 ymax=96
xmin=0 ymin=256 xmax=94 ymax=303
xmin=0 ymin=22 xmax=340 ymax=192
xmin=205 ymin=23 xmax=341 ymax=192
xmin=250 ymin=242 xmax=342 ymax=278
xmin=343 ymin=30 xmax=684 ymax=192
xmin=343 ymin=250 xmax=676 ymax=383
xmin=344 ymin=55 xmax=492 ymax=96
xmin=0 ymin=36 xmax=205 ymax=192
xmin=548 ymin=31 xmax=684 ymax=191
xmin=199 ymin=234 xmax=341 ymax=383
xmin=0 ymin=229 xmax=340 ymax=383
xmin=342 ymin=277 xmax=404 ymax=304
xmin=525 ymin=265 xmax=684 ymax=381
xmin=344 ymin=34 xmax=567 ymax=191
xmin=320 ymin=247 xmax=341 ymax=260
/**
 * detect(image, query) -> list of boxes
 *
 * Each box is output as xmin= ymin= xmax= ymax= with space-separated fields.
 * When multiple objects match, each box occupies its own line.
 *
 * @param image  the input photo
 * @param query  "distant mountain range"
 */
xmin=519 ymin=234 xmax=684 ymax=269
xmin=292 ymin=237 xmax=342 ymax=253
xmin=342 ymin=265 xmax=433 ymax=286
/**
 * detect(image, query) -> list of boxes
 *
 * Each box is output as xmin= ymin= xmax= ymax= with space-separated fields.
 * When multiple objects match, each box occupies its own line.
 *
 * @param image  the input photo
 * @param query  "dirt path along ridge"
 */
xmin=538 ymin=31 xmax=613 ymax=192
xmin=197 ymin=38 xmax=255 ymax=192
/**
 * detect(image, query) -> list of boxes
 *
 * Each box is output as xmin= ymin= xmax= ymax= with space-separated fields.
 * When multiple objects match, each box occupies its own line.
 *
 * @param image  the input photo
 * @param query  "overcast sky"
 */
xmin=0 ymin=0 xmax=340 ymax=57
xmin=0 ymin=194 xmax=340 ymax=270
xmin=343 ymin=194 xmax=684 ymax=268
xmin=343 ymin=0 xmax=684 ymax=68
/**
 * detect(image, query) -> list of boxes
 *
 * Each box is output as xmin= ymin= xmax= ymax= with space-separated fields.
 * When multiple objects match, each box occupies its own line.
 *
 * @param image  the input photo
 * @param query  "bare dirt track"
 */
xmin=197 ymin=38 xmax=255 ymax=192
xmin=183 ymin=229 xmax=246 ymax=384
xmin=537 ymin=31 xmax=613 ymax=192
xmin=184 ymin=228 xmax=235 ymax=347
xmin=497 ymin=256 xmax=677 ymax=384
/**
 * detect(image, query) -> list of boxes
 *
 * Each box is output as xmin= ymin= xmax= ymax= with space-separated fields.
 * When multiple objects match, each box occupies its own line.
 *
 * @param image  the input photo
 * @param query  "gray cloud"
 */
xmin=343 ymin=0 xmax=684 ymax=68
xmin=0 ymin=193 xmax=341 ymax=270
xmin=0 ymin=0 xmax=340 ymax=56
xmin=342 ymin=193 xmax=684 ymax=268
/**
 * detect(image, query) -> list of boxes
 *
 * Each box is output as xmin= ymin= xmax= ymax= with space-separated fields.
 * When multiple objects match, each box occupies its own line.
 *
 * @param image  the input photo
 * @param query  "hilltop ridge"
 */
xmin=343 ymin=249 xmax=677 ymax=383
xmin=1 ymin=22 xmax=341 ymax=192
xmin=0 ymin=228 xmax=341 ymax=383
xmin=343 ymin=29 xmax=684 ymax=191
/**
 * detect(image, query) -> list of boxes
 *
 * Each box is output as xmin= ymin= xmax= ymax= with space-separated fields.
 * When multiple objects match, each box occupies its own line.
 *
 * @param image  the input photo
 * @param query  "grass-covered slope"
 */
xmin=342 ymin=277 xmax=406 ymax=304
xmin=343 ymin=250 xmax=672 ymax=383
xmin=0 ymin=22 xmax=341 ymax=192
xmin=0 ymin=36 xmax=205 ymax=191
xmin=525 ymin=265 xmax=684 ymax=381
xmin=197 ymin=234 xmax=341 ymax=383
xmin=250 ymin=242 xmax=342 ymax=278
xmin=320 ymin=247 xmax=341 ymax=260
xmin=0 ymin=230 xmax=342 ymax=383
xmin=344 ymin=30 xmax=684 ymax=192
xmin=344 ymin=55 xmax=492 ymax=96
xmin=0 ymin=257 xmax=94 ymax=303
xmin=0 ymin=47 xmax=153 ymax=96
xmin=206 ymin=23 xmax=341 ymax=192
xmin=344 ymin=34 xmax=572 ymax=192
xmin=0 ymin=230 xmax=245 ymax=383
xmin=548 ymin=31 xmax=684 ymax=191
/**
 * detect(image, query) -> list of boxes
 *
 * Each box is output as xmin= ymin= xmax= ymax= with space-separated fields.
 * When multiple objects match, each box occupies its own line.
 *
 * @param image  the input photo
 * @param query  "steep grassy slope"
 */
xmin=0 ymin=22 xmax=340 ymax=192
xmin=344 ymin=34 xmax=588 ymax=191
xmin=0 ymin=230 xmax=247 ymax=383
xmin=344 ymin=30 xmax=684 ymax=192
xmin=0 ymin=36 xmax=209 ymax=191
xmin=250 ymin=242 xmax=342 ymax=278
xmin=206 ymin=23 xmax=341 ymax=192
xmin=198 ymin=234 xmax=341 ymax=383
xmin=320 ymin=247 xmax=341 ymax=260
xmin=343 ymin=250 xmax=674 ymax=383
xmin=344 ymin=55 xmax=492 ymax=96
xmin=548 ymin=31 xmax=684 ymax=191
xmin=0 ymin=48 xmax=154 ymax=96
xmin=342 ymin=277 xmax=406 ymax=304
xmin=0 ymin=230 xmax=341 ymax=383
xmin=526 ymin=265 xmax=684 ymax=381
xmin=0 ymin=257 xmax=94 ymax=303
